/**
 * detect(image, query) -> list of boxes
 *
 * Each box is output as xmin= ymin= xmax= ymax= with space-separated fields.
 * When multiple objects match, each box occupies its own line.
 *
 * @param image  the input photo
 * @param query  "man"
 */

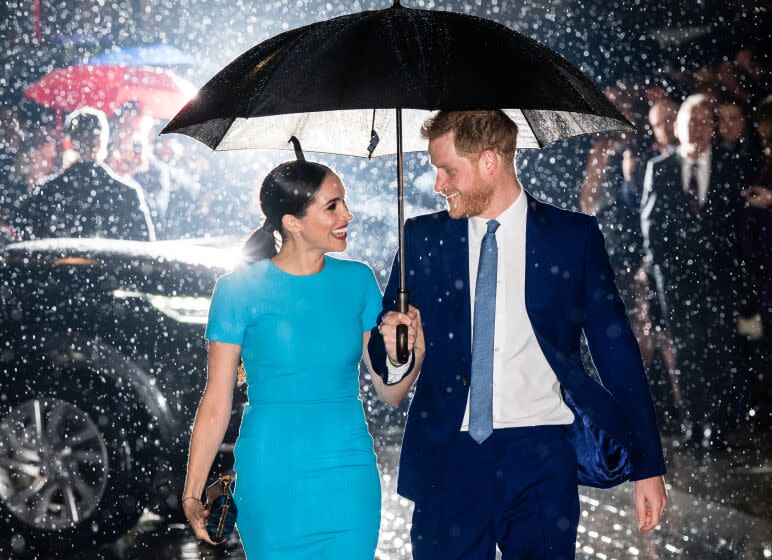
xmin=647 ymin=98 xmax=679 ymax=158
xmin=615 ymin=98 xmax=680 ymax=211
xmin=108 ymin=102 xmax=171 ymax=233
xmin=2 ymin=128 xmax=60 ymax=241
xmin=20 ymin=107 xmax=155 ymax=241
xmin=641 ymin=94 xmax=753 ymax=448
xmin=368 ymin=110 xmax=667 ymax=560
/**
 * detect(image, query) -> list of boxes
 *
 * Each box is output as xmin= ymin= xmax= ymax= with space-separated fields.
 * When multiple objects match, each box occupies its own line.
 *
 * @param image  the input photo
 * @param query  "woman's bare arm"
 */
xmin=182 ymin=340 xmax=241 ymax=543
xmin=362 ymin=306 xmax=424 ymax=407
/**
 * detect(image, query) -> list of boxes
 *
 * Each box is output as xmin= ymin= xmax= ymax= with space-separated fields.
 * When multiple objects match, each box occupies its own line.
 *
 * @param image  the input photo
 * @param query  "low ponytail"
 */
xmin=242 ymin=221 xmax=280 ymax=264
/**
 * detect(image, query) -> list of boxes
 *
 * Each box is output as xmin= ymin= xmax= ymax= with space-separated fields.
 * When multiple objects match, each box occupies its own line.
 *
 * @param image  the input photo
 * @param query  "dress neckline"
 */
xmin=268 ymin=255 xmax=328 ymax=278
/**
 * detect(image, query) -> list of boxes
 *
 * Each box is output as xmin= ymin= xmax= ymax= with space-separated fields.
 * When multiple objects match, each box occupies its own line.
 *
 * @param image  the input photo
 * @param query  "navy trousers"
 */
xmin=410 ymin=425 xmax=579 ymax=560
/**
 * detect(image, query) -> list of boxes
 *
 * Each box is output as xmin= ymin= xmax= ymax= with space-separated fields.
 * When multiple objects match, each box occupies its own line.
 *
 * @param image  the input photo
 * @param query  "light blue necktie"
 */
xmin=469 ymin=219 xmax=499 ymax=444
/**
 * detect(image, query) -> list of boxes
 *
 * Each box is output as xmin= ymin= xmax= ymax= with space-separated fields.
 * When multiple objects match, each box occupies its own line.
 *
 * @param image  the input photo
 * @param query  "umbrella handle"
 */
xmin=396 ymin=288 xmax=410 ymax=365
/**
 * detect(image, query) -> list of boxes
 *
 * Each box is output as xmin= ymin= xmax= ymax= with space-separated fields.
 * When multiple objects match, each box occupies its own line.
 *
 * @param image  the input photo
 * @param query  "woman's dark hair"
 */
xmin=242 ymin=160 xmax=332 ymax=263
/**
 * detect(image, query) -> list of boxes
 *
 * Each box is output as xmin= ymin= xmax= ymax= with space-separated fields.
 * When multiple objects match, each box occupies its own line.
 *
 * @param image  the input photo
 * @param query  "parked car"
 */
xmin=0 ymin=237 xmax=246 ymax=551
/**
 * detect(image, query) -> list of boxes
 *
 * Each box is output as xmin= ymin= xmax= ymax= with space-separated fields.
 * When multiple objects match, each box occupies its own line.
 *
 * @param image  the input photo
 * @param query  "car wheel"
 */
xmin=0 ymin=357 xmax=151 ymax=553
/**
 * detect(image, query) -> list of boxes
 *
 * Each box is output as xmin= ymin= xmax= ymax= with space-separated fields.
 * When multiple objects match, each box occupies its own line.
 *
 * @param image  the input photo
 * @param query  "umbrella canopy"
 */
xmin=84 ymin=45 xmax=196 ymax=67
xmin=24 ymin=64 xmax=197 ymax=120
xmin=162 ymin=2 xmax=632 ymax=156
xmin=162 ymin=1 xmax=635 ymax=363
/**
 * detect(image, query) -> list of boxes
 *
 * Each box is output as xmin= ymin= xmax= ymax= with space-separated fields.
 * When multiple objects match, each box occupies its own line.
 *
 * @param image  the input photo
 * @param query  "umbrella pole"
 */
xmin=395 ymin=108 xmax=410 ymax=364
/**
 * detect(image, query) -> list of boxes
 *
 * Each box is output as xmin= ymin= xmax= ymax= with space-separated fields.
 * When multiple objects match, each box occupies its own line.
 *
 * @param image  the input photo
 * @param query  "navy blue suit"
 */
xmin=368 ymin=191 xmax=666 ymax=558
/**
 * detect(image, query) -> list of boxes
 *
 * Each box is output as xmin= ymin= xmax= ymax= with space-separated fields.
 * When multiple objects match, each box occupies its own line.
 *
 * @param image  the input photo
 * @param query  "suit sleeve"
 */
xmin=640 ymin=159 xmax=662 ymax=269
xmin=582 ymin=216 xmax=666 ymax=481
xmin=136 ymin=187 xmax=156 ymax=241
xmin=366 ymin=219 xmax=416 ymax=385
xmin=124 ymin=185 xmax=156 ymax=242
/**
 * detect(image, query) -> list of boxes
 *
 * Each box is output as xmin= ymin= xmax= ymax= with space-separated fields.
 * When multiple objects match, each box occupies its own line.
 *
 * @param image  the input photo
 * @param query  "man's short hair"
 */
xmin=678 ymin=94 xmax=714 ymax=118
xmin=420 ymin=110 xmax=519 ymax=170
xmin=65 ymin=107 xmax=109 ymax=154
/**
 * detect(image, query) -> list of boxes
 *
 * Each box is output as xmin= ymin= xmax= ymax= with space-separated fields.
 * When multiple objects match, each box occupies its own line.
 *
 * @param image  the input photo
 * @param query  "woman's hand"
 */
xmin=364 ymin=304 xmax=425 ymax=408
xmin=182 ymin=497 xmax=216 ymax=545
xmin=182 ymin=341 xmax=240 ymax=546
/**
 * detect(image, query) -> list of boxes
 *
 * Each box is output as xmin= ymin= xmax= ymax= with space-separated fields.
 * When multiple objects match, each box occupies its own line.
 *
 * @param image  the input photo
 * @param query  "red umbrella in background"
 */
xmin=23 ymin=64 xmax=197 ymax=128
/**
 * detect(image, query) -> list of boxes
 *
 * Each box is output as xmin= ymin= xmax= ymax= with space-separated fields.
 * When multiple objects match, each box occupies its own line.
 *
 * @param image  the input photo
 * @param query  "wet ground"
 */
xmin=2 ymin=435 xmax=771 ymax=559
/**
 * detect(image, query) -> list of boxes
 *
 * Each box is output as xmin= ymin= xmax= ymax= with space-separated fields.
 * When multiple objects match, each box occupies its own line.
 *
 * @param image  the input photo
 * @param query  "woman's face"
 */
xmin=295 ymin=172 xmax=354 ymax=254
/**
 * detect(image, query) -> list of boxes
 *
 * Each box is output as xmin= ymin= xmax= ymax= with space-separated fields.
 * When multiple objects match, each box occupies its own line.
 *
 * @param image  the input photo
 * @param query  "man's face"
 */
xmin=676 ymin=103 xmax=714 ymax=153
xmin=18 ymin=141 xmax=58 ymax=186
xmin=648 ymin=102 xmax=677 ymax=146
xmin=718 ymin=104 xmax=745 ymax=144
xmin=428 ymin=132 xmax=493 ymax=219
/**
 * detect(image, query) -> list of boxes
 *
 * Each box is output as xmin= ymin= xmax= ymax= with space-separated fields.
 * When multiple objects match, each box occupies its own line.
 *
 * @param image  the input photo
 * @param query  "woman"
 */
xmin=181 ymin=157 xmax=424 ymax=558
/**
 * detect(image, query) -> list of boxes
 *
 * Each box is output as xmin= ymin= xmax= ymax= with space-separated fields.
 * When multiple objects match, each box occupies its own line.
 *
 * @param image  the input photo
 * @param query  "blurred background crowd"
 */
xmin=0 ymin=0 xmax=770 ymax=514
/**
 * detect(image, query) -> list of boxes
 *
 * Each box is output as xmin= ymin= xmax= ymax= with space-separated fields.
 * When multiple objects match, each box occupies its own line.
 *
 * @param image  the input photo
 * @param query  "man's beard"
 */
xmin=447 ymin=176 xmax=494 ymax=219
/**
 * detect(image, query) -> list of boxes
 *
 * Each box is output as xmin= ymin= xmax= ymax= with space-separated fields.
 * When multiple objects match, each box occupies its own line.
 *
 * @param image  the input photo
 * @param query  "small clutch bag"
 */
xmin=204 ymin=474 xmax=238 ymax=544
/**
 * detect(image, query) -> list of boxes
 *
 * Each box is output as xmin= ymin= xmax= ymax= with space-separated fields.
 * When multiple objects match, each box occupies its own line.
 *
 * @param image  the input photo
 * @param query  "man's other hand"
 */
xmin=634 ymin=476 xmax=667 ymax=531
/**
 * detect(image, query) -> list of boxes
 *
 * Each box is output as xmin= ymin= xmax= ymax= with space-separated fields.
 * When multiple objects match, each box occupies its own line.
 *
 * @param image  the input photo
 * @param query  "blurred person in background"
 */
xmin=108 ymin=102 xmax=171 ymax=234
xmin=611 ymin=97 xmax=679 ymax=216
xmin=0 ymin=106 xmax=23 ymax=178
xmin=641 ymin=94 xmax=756 ymax=450
xmin=19 ymin=107 xmax=155 ymax=241
xmin=8 ymin=128 xmax=60 ymax=193
xmin=580 ymin=89 xmax=680 ymax=429
xmin=738 ymin=97 xmax=772 ymax=423
xmin=733 ymin=48 xmax=770 ymax=101
xmin=2 ymin=127 xmax=60 ymax=236
xmin=152 ymin=130 xmax=201 ymax=238
xmin=717 ymin=102 xmax=749 ymax=150
xmin=647 ymin=98 xmax=680 ymax=158
xmin=0 ymin=106 xmax=27 ymax=241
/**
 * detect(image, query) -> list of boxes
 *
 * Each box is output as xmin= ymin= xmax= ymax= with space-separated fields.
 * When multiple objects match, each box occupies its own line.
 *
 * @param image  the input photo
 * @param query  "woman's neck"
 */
xmin=271 ymin=243 xmax=325 ymax=275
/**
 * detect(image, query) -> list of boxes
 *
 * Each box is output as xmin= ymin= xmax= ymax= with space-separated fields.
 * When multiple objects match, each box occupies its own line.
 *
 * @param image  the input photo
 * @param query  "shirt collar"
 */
xmin=678 ymin=145 xmax=711 ymax=167
xmin=469 ymin=188 xmax=527 ymax=237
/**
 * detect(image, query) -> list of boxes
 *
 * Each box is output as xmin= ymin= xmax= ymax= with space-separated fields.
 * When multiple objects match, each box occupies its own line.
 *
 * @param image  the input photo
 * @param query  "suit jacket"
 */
xmin=18 ymin=160 xmax=155 ymax=242
xmin=368 ymin=191 xmax=666 ymax=502
xmin=640 ymin=149 xmax=750 ymax=322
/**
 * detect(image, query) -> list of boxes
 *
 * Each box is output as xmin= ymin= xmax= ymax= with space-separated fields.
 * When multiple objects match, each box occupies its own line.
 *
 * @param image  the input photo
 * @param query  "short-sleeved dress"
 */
xmin=205 ymin=255 xmax=383 ymax=558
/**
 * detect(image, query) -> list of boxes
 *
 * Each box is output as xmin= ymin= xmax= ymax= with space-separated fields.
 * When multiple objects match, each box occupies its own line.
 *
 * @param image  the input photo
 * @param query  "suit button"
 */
xmin=461 ymin=376 xmax=469 ymax=386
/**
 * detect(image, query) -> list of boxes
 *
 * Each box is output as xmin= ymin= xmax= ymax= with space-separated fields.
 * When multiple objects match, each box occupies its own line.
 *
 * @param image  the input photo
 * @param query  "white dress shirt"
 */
xmin=460 ymin=190 xmax=574 ymax=430
xmin=387 ymin=190 xmax=574 ymax=429
xmin=679 ymin=147 xmax=712 ymax=206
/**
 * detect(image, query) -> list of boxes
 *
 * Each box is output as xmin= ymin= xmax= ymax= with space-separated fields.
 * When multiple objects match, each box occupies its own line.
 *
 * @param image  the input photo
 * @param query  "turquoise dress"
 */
xmin=205 ymin=256 xmax=383 ymax=558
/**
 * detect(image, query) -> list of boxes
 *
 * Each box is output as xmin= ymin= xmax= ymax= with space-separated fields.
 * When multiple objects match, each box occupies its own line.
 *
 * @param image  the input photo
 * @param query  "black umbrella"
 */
xmin=162 ymin=0 xmax=633 ymax=362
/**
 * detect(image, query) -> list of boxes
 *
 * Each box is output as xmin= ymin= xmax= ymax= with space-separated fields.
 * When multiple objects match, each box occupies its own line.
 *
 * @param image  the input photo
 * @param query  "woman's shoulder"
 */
xmin=326 ymin=255 xmax=374 ymax=274
xmin=214 ymin=259 xmax=272 ymax=291
xmin=326 ymin=256 xmax=378 ymax=283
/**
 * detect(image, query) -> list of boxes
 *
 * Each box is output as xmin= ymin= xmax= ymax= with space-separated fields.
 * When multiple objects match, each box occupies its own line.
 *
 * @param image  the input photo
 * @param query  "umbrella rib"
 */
xmin=519 ymin=110 xmax=547 ymax=149
xmin=290 ymin=113 xmax=312 ymax=144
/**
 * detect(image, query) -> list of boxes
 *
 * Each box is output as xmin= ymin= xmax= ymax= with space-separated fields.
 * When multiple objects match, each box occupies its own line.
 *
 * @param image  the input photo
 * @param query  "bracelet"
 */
xmin=388 ymin=349 xmax=414 ymax=367
xmin=182 ymin=496 xmax=202 ymax=505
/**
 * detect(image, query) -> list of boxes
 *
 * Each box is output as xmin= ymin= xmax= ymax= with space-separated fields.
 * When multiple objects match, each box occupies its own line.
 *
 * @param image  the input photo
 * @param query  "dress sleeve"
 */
xmin=361 ymin=264 xmax=383 ymax=333
xmin=205 ymin=275 xmax=248 ymax=345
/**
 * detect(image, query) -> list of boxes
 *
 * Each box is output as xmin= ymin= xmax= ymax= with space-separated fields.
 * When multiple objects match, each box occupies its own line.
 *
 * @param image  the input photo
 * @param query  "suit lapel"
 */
xmin=443 ymin=216 xmax=472 ymax=365
xmin=524 ymin=190 xmax=551 ymax=314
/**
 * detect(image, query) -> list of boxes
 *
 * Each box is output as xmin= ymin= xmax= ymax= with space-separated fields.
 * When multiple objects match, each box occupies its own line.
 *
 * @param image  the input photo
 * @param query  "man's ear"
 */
xmin=478 ymin=149 xmax=498 ymax=176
